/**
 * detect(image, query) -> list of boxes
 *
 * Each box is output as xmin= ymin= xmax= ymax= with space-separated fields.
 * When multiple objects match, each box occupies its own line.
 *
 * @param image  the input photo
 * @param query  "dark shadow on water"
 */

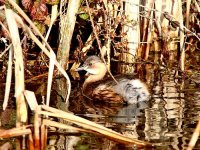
xmin=113 ymin=101 xmax=148 ymax=124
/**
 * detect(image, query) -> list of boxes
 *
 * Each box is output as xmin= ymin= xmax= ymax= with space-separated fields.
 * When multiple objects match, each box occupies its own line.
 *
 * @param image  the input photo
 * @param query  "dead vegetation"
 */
xmin=0 ymin=0 xmax=199 ymax=149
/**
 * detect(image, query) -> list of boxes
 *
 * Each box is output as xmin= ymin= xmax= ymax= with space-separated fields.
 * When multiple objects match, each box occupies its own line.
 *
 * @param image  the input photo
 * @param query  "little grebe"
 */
xmin=76 ymin=56 xmax=150 ymax=104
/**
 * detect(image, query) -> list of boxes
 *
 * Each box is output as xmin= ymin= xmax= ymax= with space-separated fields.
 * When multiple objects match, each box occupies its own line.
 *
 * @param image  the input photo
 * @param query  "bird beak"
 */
xmin=76 ymin=65 xmax=88 ymax=71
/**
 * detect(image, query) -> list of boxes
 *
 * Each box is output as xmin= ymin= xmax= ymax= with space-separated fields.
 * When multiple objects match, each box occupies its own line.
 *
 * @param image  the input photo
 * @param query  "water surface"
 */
xmin=0 ymin=61 xmax=200 ymax=150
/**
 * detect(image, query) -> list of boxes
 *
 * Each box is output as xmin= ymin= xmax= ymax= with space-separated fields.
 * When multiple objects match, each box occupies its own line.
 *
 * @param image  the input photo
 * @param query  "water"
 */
xmin=64 ymin=64 xmax=200 ymax=149
xmin=0 ymin=64 xmax=200 ymax=149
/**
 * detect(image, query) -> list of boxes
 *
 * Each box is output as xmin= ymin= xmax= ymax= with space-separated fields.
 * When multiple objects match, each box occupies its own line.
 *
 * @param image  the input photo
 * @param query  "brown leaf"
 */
xmin=30 ymin=1 xmax=48 ymax=21
xmin=22 ymin=0 xmax=33 ymax=10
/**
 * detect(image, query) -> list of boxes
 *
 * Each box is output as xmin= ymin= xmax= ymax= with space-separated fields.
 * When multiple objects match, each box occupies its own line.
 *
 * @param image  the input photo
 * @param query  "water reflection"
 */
xmin=114 ymin=102 xmax=148 ymax=124
xmin=0 ymin=64 xmax=200 ymax=149
xmin=66 ymin=65 xmax=200 ymax=149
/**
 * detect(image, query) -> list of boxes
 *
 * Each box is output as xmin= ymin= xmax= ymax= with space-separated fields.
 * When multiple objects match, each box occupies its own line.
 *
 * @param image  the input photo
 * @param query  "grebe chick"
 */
xmin=76 ymin=56 xmax=150 ymax=104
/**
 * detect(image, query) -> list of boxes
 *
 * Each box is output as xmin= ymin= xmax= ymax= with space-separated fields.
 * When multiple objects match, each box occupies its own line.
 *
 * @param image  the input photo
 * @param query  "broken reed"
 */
xmin=0 ymin=0 xmax=200 ymax=149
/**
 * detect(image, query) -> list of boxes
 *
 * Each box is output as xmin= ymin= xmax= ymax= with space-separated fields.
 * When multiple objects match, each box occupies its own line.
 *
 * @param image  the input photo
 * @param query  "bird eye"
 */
xmin=88 ymin=63 xmax=92 ymax=66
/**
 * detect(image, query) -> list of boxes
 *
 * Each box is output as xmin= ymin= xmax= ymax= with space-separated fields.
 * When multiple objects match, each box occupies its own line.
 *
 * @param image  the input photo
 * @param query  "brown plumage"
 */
xmin=76 ymin=56 xmax=150 ymax=104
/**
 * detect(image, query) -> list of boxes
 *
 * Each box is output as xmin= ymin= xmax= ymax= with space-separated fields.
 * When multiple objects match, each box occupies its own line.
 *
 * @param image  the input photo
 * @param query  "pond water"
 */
xmin=64 ymin=64 xmax=200 ymax=150
xmin=0 ymin=56 xmax=200 ymax=150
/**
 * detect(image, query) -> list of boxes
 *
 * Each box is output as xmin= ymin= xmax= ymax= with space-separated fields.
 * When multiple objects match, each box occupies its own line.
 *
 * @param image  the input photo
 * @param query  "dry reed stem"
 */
xmin=3 ymin=47 xmax=13 ymax=110
xmin=24 ymin=90 xmax=38 ymax=111
xmin=187 ymin=120 xmax=200 ymax=150
xmin=7 ymin=0 xmax=71 ymax=103
xmin=46 ymin=50 xmax=56 ymax=106
xmin=194 ymin=0 xmax=200 ymax=12
xmin=58 ymin=0 xmax=81 ymax=70
xmin=44 ymin=5 xmax=58 ymax=45
xmin=0 ymin=127 xmax=32 ymax=138
xmin=40 ymin=105 xmax=152 ymax=147
xmin=28 ymin=133 xmax=34 ymax=150
xmin=40 ymin=5 xmax=58 ymax=67
xmin=34 ymin=106 xmax=41 ymax=150
xmin=123 ymin=0 xmax=139 ymax=59
xmin=144 ymin=2 xmax=154 ymax=60
xmin=141 ymin=0 xmax=154 ymax=48
xmin=25 ymin=72 xmax=49 ymax=83
xmin=5 ymin=8 xmax=27 ymax=124
xmin=43 ymin=119 xmax=98 ymax=134
xmin=0 ymin=44 xmax=11 ymax=59
xmin=186 ymin=0 xmax=192 ymax=28
xmin=178 ymin=0 xmax=185 ymax=71
xmin=40 ymin=123 xmax=47 ymax=150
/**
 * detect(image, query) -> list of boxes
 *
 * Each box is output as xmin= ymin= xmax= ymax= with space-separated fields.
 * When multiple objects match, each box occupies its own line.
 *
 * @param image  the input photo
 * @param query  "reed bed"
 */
xmin=0 ymin=0 xmax=199 ymax=149
xmin=0 ymin=1 xmax=152 ymax=149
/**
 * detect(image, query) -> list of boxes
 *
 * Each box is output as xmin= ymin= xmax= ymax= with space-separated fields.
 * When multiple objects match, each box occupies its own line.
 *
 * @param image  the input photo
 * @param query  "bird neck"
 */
xmin=83 ymin=64 xmax=107 ymax=90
